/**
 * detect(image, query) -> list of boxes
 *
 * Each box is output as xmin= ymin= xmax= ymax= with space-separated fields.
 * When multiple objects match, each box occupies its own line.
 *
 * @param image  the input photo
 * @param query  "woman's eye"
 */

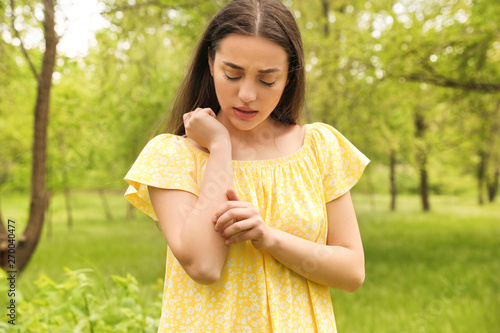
xmin=223 ymin=73 xmax=275 ymax=87
xmin=261 ymin=80 xmax=276 ymax=87
xmin=224 ymin=74 xmax=240 ymax=81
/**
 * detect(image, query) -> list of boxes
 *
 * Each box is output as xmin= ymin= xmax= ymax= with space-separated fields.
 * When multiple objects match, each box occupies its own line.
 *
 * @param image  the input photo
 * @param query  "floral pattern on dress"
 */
xmin=124 ymin=122 xmax=369 ymax=332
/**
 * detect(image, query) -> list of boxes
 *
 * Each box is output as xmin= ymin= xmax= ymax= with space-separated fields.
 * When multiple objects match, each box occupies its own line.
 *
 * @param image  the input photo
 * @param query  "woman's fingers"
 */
xmin=212 ymin=199 xmax=270 ymax=247
xmin=204 ymin=108 xmax=216 ymax=118
xmin=183 ymin=108 xmax=214 ymax=123
xmin=214 ymin=207 xmax=251 ymax=231
xmin=223 ymin=220 xmax=266 ymax=245
xmin=220 ymin=218 xmax=254 ymax=238
xmin=213 ymin=199 xmax=249 ymax=225
xmin=226 ymin=188 xmax=240 ymax=201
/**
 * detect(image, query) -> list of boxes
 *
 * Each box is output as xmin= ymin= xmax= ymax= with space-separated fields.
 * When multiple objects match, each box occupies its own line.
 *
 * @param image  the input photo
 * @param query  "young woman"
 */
xmin=124 ymin=0 xmax=369 ymax=331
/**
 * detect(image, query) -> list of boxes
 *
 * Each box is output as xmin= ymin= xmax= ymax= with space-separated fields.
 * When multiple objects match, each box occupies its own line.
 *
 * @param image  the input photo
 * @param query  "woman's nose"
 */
xmin=238 ymin=79 xmax=257 ymax=103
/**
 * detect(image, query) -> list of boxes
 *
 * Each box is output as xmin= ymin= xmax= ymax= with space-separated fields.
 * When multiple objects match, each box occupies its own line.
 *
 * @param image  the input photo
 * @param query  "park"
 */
xmin=1 ymin=0 xmax=499 ymax=332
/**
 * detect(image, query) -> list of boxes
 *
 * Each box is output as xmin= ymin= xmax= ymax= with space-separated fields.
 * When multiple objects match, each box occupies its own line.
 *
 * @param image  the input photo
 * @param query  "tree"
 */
xmin=0 ymin=0 xmax=57 ymax=274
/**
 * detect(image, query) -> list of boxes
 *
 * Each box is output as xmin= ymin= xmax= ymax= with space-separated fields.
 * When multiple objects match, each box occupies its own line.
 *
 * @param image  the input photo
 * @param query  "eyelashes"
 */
xmin=261 ymin=80 xmax=276 ymax=87
xmin=224 ymin=74 xmax=276 ymax=87
xmin=223 ymin=74 xmax=239 ymax=81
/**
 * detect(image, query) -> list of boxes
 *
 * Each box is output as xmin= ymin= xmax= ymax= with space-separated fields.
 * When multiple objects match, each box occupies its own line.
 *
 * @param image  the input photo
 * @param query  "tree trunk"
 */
xmin=477 ymin=149 xmax=487 ymax=205
xmin=419 ymin=156 xmax=430 ymax=211
xmin=320 ymin=0 xmax=330 ymax=36
xmin=414 ymin=110 xmax=430 ymax=211
xmin=0 ymin=0 xmax=57 ymax=274
xmin=389 ymin=149 xmax=397 ymax=211
xmin=487 ymin=167 xmax=499 ymax=203
xmin=486 ymin=101 xmax=499 ymax=203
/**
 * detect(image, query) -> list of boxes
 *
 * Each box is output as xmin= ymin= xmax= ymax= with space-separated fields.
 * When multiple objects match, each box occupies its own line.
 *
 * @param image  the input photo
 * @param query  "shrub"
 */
xmin=0 ymin=268 xmax=162 ymax=332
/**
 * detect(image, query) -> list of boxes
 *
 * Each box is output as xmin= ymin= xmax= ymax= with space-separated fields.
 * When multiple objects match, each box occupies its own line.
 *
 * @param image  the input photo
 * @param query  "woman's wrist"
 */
xmin=209 ymin=137 xmax=231 ymax=154
xmin=252 ymin=227 xmax=280 ymax=252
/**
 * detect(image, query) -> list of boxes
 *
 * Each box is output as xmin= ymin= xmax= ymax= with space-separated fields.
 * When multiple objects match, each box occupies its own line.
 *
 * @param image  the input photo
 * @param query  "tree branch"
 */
xmin=399 ymin=59 xmax=500 ymax=93
xmin=10 ymin=0 xmax=40 ymax=81
xmin=404 ymin=74 xmax=500 ymax=93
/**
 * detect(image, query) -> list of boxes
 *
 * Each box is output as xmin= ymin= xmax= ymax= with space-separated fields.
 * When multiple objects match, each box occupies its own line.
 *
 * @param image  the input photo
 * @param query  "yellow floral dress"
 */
xmin=124 ymin=122 xmax=369 ymax=332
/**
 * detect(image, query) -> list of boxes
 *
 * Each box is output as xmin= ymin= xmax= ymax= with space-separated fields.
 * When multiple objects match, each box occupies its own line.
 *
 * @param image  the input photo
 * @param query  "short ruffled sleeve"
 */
xmin=124 ymin=134 xmax=199 ymax=220
xmin=311 ymin=123 xmax=370 ymax=202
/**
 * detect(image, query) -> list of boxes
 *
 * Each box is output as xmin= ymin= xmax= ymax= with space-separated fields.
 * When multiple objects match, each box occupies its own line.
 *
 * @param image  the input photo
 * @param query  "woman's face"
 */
xmin=210 ymin=34 xmax=289 ymax=133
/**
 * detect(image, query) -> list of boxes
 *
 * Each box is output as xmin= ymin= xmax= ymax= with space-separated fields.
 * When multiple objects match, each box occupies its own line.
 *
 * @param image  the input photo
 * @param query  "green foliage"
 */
xmin=1 ymin=0 xmax=499 ymax=200
xmin=291 ymin=0 xmax=500 ymax=202
xmin=0 ymin=42 xmax=35 ymax=191
xmin=0 ymin=268 xmax=162 ymax=332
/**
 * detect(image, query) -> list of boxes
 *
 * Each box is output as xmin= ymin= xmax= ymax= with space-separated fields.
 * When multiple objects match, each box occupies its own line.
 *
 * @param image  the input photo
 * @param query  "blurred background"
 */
xmin=0 ymin=0 xmax=499 ymax=332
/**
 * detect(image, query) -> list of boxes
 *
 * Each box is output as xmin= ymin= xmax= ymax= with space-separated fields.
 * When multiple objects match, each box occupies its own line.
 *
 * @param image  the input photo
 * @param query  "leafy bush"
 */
xmin=0 ymin=268 xmax=162 ymax=332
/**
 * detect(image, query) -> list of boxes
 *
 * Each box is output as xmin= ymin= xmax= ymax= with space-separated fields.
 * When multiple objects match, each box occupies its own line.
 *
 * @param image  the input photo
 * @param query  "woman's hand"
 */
xmin=183 ymin=108 xmax=229 ymax=151
xmin=213 ymin=189 xmax=275 ymax=250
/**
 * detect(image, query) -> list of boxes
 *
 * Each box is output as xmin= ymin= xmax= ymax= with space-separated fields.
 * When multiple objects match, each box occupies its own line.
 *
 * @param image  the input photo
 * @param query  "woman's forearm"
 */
xmin=265 ymin=229 xmax=365 ymax=292
xmin=180 ymin=141 xmax=233 ymax=284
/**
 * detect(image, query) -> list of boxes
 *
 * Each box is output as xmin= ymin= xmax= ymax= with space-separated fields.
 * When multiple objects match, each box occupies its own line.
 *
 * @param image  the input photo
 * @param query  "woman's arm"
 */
xmin=262 ymin=192 xmax=364 ymax=292
xmin=214 ymin=190 xmax=364 ymax=291
xmin=149 ymin=108 xmax=233 ymax=285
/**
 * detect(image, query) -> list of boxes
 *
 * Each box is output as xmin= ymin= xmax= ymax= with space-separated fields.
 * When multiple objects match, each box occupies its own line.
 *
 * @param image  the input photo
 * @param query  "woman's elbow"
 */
xmin=344 ymin=264 xmax=365 ymax=293
xmin=175 ymin=251 xmax=222 ymax=284
xmin=170 ymin=247 xmax=223 ymax=285
xmin=184 ymin=262 xmax=222 ymax=285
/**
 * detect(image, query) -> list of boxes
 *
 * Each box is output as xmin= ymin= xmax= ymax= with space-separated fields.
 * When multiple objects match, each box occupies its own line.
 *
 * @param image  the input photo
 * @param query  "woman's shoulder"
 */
xmin=304 ymin=122 xmax=367 ymax=159
xmin=306 ymin=122 xmax=338 ymax=136
xmin=305 ymin=122 xmax=350 ymax=145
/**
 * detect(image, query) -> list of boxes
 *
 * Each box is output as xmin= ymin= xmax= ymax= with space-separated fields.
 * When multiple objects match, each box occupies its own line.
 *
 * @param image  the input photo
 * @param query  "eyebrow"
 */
xmin=223 ymin=61 xmax=281 ymax=74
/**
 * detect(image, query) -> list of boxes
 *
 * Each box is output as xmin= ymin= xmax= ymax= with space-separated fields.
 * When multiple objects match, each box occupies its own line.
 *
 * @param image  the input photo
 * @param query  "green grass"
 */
xmin=2 ymin=191 xmax=499 ymax=332
xmin=2 ymin=190 xmax=167 ymax=307
xmin=332 ymin=194 xmax=500 ymax=333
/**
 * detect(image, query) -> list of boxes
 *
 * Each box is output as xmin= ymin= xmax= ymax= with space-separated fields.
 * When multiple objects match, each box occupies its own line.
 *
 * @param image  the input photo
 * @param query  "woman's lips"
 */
xmin=235 ymin=106 xmax=257 ymax=112
xmin=233 ymin=107 xmax=258 ymax=120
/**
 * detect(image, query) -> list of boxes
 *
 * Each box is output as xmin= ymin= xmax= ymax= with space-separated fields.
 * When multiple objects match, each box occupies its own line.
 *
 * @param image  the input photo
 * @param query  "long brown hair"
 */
xmin=161 ymin=0 xmax=305 ymax=135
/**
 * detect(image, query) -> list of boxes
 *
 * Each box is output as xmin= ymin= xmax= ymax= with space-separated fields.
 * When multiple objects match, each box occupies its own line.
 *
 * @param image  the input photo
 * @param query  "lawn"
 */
xmin=3 ymin=190 xmax=167 ymax=305
xmin=1 ymin=190 xmax=499 ymax=332
xmin=333 ymin=194 xmax=500 ymax=333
